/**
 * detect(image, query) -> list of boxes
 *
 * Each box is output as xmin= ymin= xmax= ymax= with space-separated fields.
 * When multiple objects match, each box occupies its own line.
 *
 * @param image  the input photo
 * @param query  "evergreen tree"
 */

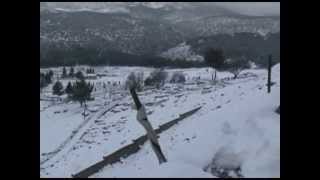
xmin=40 ymin=73 xmax=47 ymax=92
xmin=65 ymin=81 xmax=73 ymax=95
xmin=70 ymin=79 xmax=94 ymax=106
xmin=62 ymin=67 xmax=67 ymax=78
xmin=44 ymin=72 xmax=52 ymax=84
xmin=204 ymin=48 xmax=226 ymax=81
xmin=69 ymin=67 xmax=74 ymax=77
xmin=52 ymin=81 xmax=64 ymax=96
xmin=48 ymin=70 xmax=54 ymax=79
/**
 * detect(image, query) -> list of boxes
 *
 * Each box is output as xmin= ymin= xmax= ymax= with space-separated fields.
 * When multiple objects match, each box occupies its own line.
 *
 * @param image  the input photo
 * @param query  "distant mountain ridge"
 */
xmin=40 ymin=3 xmax=280 ymax=66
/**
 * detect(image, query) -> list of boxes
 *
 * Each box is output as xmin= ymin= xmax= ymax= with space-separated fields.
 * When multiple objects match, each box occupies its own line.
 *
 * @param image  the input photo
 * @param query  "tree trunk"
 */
xmin=214 ymin=70 xmax=217 ymax=81
xmin=83 ymin=101 xmax=87 ymax=121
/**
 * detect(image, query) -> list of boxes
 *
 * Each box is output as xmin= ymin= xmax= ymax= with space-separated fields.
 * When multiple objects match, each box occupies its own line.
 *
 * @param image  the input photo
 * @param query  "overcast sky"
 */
xmin=213 ymin=2 xmax=279 ymax=16
xmin=41 ymin=2 xmax=280 ymax=16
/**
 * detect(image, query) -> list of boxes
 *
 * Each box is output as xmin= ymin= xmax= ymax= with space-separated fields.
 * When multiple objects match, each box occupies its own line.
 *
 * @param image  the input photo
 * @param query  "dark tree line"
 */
xmin=86 ymin=68 xmax=95 ymax=74
xmin=40 ymin=47 xmax=207 ymax=68
xmin=189 ymin=32 xmax=280 ymax=68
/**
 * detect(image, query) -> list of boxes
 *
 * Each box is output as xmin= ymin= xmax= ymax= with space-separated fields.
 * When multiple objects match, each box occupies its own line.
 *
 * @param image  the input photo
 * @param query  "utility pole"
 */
xmin=267 ymin=55 xmax=272 ymax=93
xmin=129 ymin=86 xmax=167 ymax=164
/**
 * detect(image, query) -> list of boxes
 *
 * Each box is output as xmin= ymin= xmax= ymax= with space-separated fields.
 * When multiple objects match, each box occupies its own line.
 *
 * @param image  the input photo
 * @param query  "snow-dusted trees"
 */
xmin=52 ymin=81 xmax=64 ymax=96
xmin=204 ymin=48 xmax=226 ymax=81
xmin=144 ymin=68 xmax=168 ymax=88
xmin=125 ymin=72 xmax=144 ymax=92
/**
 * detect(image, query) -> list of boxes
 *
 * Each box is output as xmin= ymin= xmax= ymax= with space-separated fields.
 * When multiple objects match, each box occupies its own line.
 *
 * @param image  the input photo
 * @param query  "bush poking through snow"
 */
xmin=170 ymin=72 xmax=186 ymax=83
xmin=226 ymin=57 xmax=250 ymax=79
xmin=144 ymin=68 xmax=168 ymax=88
xmin=75 ymin=71 xmax=84 ymax=80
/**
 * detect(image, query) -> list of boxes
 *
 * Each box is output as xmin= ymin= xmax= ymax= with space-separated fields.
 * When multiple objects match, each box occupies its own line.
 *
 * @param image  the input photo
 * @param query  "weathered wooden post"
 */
xmin=267 ymin=55 xmax=272 ymax=93
xmin=276 ymin=105 xmax=280 ymax=114
xmin=129 ymin=86 xmax=167 ymax=164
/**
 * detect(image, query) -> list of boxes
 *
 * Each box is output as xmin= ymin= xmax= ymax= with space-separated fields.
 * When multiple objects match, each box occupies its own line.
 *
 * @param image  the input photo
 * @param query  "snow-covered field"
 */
xmin=40 ymin=64 xmax=280 ymax=178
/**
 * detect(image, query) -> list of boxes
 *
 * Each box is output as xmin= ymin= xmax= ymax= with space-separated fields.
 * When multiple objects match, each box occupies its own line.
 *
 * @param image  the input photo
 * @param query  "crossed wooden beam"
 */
xmin=129 ymin=87 xmax=167 ymax=164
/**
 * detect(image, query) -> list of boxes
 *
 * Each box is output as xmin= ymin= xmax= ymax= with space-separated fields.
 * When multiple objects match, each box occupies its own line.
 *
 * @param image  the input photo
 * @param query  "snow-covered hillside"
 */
xmin=40 ymin=64 xmax=279 ymax=178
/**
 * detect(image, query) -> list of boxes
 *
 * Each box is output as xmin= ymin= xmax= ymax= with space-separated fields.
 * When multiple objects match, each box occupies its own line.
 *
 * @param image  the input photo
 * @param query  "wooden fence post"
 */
xmin=268 ymin=55 xmax=272 ymax=93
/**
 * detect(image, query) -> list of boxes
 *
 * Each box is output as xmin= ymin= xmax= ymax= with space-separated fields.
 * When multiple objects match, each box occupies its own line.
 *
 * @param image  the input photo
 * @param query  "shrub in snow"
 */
xmin=170 ymin=72 xmax=186 ymax=83
xmin=75 ymin=71 xmax=84 ymax=80
xmin=125 ymin=72 xmax=144 ymax=92
xmin=144 ymin=68 xmax=168 ymax=88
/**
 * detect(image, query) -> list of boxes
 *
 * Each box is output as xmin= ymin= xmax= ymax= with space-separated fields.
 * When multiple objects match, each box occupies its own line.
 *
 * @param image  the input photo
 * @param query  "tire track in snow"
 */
xmin=40 ymin=97 xmax=126 ymax=169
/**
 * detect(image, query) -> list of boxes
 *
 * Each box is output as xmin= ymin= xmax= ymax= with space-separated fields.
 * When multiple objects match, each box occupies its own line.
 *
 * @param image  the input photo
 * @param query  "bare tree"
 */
xmin=226 ymin=57 xmax=250 ymax=79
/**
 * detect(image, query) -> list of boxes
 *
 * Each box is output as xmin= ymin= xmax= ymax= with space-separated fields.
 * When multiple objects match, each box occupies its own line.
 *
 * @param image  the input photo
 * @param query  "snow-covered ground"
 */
xmin=40 ymin=64 xmax=280 ymax=178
